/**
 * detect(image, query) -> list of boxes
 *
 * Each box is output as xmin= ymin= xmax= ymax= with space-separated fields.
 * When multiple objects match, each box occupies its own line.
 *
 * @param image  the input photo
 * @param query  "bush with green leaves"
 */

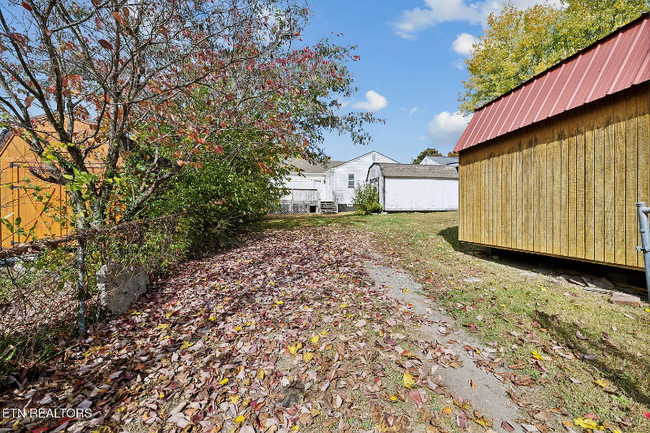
xmin=352 ymin=182 xmax=382 ymax=215
xmin=144 ymin=147 xmax=287 ymax=255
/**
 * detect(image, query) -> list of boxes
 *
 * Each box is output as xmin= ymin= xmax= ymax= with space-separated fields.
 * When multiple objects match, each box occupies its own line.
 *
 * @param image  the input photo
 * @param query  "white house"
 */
xmin=322 ymin=151 xmax=397 ymax=211
xmin=284 ymin=159 xmax=344 ymax=194
xmin=281 ymin=151 xmax=398 ymax=213
xmin=366 ymin=163 xmax=459 ymax=212
xmin=419 ymin=156 xmax=459 ymax=167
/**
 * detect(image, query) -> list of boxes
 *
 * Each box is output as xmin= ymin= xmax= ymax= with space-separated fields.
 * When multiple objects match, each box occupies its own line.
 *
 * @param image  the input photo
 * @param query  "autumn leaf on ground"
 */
xmin=573 ymin=418 xmax=602 ymax=429
xmin=593 ymin=379 xmax=608 ymax=388
xmin=531 ymin=350 xmax=551 ymax=361
xmin=403 ymin=371 xmax=415 ymax=388
xmin=408 ymin=389 xmax=423 ymax=405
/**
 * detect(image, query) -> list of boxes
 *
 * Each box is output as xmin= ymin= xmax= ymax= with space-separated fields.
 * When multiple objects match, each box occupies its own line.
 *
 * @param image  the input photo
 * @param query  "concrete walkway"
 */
xmin=366 ymin=259 xmax=528 ymax=433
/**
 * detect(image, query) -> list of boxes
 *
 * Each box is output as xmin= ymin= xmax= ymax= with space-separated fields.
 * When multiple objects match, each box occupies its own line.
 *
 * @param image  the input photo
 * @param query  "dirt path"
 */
xmin=366 ymin=257 xmax=529 ymax=433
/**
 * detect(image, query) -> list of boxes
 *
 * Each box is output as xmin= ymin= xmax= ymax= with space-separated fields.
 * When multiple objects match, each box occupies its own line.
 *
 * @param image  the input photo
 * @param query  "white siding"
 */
xmin=330 ymin=152 xmax=396 ymax=205
xmin=285 ymin=173 xmax=326 ymax=192
xmin=384 ymin=178 xmax=458 ymax=211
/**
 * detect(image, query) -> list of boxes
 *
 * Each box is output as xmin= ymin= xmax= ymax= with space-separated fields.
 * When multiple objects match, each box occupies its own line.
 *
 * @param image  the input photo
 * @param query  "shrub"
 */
xmin=352 ymin=182 xmax=382 ymax=215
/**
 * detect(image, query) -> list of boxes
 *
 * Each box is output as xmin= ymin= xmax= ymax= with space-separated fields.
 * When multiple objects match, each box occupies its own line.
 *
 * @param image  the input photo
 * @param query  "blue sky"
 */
xmin=304 ymin=0 xmax=550 ymax=163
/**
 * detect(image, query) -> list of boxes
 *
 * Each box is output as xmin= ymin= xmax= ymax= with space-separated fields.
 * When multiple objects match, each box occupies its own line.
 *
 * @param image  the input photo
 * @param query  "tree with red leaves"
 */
xmin=0 ymin=0 xmax=379 ymax=334
xmin=0 ymin=0 xmax=378 ymax=229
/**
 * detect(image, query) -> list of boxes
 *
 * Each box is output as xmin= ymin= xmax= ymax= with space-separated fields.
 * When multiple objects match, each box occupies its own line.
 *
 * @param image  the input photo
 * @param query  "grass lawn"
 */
xmin=264 ymin=212 xmax=650 ymax=432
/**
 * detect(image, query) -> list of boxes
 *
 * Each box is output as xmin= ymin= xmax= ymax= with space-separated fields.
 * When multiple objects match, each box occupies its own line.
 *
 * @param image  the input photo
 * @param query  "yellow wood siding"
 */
xmin=0 ymin=120 xmax=101 ymax=248
xmin=0 ymin=136 xmax=69 ymax=248
xmin=458 ymin=83 xmax=650 ymax=270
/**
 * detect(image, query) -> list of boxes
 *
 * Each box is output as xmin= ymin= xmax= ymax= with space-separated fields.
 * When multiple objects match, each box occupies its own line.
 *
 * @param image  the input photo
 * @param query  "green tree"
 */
xmin=459 ymin=0 xmax=650 ymax=114
xmin=412 ymin=148 xmax=443 ymax=164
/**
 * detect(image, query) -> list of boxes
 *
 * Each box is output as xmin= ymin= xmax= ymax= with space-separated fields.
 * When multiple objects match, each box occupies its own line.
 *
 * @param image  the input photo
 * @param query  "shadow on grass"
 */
xmin=438 ymin=226 xmax=647 ymax=295
xmin=535 ymin=310 xmax=650 ymax=406
xmin=438 ymin=226 xmax=486 ymax=254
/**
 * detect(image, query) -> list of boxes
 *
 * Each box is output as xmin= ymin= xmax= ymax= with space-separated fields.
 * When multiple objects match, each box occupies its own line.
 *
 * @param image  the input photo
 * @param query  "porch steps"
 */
xmin=320 ymin=201 xmax=337 ymax=214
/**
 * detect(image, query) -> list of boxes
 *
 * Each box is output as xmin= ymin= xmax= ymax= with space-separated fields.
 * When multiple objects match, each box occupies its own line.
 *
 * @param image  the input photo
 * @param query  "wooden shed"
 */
xmin=454 ymin=13 xmax=650 ymax=270
xmin=366 ymin=163 xmax=459 ymax=212
xmin=0 ymin=119 xmax=101 ymax=248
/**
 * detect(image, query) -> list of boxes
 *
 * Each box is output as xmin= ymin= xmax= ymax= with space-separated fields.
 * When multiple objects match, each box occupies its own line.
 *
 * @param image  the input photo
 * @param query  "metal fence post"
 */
xmin=636 ymin=202 xmax=650 ymax=300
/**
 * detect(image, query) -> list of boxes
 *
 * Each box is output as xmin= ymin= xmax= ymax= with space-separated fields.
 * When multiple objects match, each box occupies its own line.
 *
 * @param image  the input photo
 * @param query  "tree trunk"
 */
xmin=70 ymin=190 xmax=90 ymax=336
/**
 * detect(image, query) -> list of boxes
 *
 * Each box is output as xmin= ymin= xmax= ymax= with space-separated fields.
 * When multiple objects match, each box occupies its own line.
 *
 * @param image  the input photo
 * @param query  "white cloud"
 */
xmin=338 ymin=99 xmax=350 ymax=108
xmin=400 ymin=106 xmax=419 ymax=115
xmin=452 ymin=33 xmax=478 ymax=55
xmin=452 ymin=59 xmax=466 ymax=70
xmin=392 ymin=0 xmax=561 ymax=39
xmin=427 ymin=110 xmax=472 ymax=147
xmin=352 ymin=91 xmax=388 ymax=112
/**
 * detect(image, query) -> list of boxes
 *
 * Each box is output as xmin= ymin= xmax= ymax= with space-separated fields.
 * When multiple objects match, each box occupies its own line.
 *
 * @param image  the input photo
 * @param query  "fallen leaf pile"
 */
xmin=0 ymin=227 xmax=487 ymax=433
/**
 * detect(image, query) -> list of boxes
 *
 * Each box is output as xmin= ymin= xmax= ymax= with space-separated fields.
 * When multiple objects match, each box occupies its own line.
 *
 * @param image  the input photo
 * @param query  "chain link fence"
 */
xmin=0 ymin=215 xmax=184 ymax=372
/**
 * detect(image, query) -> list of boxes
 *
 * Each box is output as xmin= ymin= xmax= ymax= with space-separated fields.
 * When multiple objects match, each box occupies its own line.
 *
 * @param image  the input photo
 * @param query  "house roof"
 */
xmin=288 ymin=158 xmax=344 ymax=174
xmin=331 ymin=150 xmax=399 ymax=169
xmin=421 ymin=156 xmax=459 ymax=166
xmin=454 ymin=12 xmax=650 ymax=153
xmin=0 ymin=116 xmax=99 ymax=155
xmin=0 ymin=129 xmax=11 ymax=152
xmin=369 ymin=163 xmax=459 ymax=179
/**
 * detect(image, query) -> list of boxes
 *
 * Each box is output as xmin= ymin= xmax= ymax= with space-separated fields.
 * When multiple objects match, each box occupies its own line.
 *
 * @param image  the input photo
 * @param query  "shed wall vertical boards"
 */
xmin=0 ymin=120 xmax=102 ymax=248
xmin=0 ymin=132 xmax=70 ymax=248
xmin=458 ymin=82 xmax=650 ymax=270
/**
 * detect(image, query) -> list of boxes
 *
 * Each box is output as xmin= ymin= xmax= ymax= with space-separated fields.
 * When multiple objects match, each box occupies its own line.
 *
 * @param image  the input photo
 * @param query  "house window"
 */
xmin=348 ymin=173 xmax=355 ymax=188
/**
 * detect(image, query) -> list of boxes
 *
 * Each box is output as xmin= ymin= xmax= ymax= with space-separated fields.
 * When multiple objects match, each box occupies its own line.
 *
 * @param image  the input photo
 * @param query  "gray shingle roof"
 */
xmin=288 ymin=158 xmax=344 ymax=174
xmin=372 ymin=163 xmax=459 ymax=179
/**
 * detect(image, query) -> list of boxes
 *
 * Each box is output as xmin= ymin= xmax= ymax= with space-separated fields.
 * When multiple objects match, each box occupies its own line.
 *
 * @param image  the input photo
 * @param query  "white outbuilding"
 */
xmin=366 ymin=163 xmax=459 ymax=212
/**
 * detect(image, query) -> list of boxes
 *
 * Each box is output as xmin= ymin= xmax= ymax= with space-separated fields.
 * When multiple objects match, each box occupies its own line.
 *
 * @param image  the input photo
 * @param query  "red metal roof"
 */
xmin=454 ymin=12 xmax=650 ymax=153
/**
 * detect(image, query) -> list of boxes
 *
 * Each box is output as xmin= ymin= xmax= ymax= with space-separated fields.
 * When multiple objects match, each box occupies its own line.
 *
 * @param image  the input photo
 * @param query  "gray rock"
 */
xmin=97 ymin=264 xmax=149 ymax=315
xmin=463 ymin=277 xmax=482 ymax=283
